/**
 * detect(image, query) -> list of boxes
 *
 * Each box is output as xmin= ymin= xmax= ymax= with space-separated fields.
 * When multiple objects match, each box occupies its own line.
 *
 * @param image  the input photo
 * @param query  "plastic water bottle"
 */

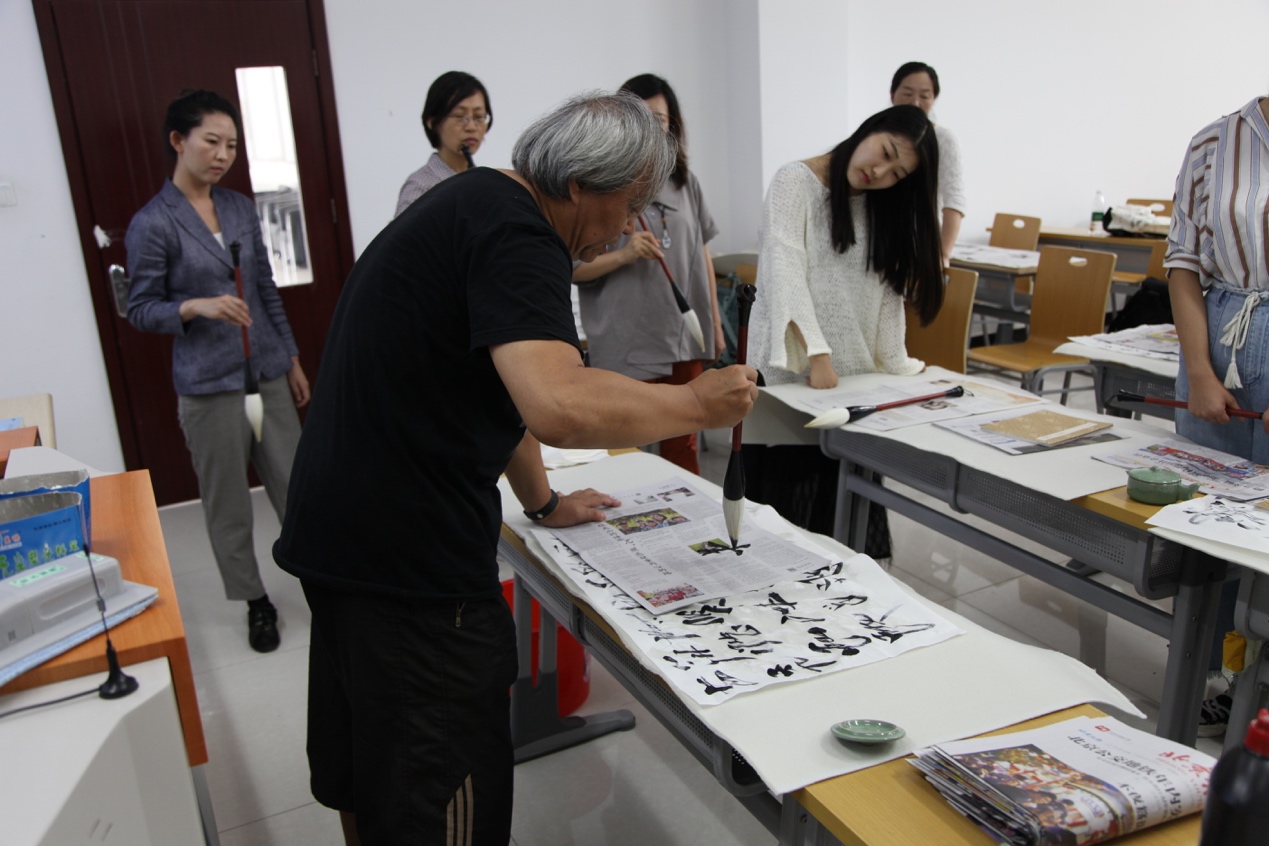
xmin=1090 ymin=189 xmax=1108 ymax=233
xmin=1199 ymin=708 xmax=1269 ymax=845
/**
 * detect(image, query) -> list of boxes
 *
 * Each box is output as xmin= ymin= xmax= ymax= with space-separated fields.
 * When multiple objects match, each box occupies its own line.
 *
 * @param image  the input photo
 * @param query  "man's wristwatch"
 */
xmin=524 ymin=490 xmax=561 ymax=522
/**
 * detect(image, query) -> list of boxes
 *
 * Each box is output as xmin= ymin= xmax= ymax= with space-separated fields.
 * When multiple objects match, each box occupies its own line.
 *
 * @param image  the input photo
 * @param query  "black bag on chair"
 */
xmin=1107 ymin=277 xmax=1173 ymax=332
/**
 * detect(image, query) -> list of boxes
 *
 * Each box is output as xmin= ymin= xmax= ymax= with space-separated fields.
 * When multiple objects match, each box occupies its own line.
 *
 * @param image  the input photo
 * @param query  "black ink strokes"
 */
xmin=797 ymin=560 xmax=848 ymax=591
xmin=807 ymin=626 xmax=871 ymax=656
xmin=854 ymin=608 xmax=937 ymax=642
xmin=767 ymin=663 xmax=795 ymax=677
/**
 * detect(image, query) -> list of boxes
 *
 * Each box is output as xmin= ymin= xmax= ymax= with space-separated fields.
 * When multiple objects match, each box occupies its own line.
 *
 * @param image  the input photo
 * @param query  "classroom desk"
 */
xmin=0 ymin=426 xmax=40 ymax=475
xmin=500 ymin=459 xmax=1203 ymax=845
xmin=0 ymin=470 xmax=215 ymax=841
xmin=1053 ymin=339 xmax=1179 ymax=420
xmin=820 ymin=424 xmax=1223 ymax=746
xmin=1038 ymin=227 xmax=1164 ymax=277
xmin=950 ymin=244 xmax=1040 ymax=343
xmin=793 ymin=703 xmax=1201 ymax=846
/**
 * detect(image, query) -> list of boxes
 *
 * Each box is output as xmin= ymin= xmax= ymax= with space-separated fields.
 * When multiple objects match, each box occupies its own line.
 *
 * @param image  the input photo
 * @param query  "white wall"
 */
xmin=1 ymin=0 xmax=125 ymax=473
xmin=7 ymin=0 xmax=1269 ymax=477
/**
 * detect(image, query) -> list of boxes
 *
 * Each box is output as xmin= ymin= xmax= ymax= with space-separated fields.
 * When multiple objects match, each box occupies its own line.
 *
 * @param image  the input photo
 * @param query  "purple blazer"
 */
xmin=125 ymin=180 xmax=299 ymax=395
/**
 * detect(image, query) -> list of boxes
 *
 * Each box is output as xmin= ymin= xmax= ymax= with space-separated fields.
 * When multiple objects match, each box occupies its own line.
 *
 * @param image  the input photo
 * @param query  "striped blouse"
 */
xmin=1165 ymin=98 xmax=1269 ymax=291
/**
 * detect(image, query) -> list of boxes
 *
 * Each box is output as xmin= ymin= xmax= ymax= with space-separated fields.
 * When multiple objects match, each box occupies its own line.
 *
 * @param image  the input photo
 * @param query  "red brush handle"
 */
xmin=1117 ymin=391 xmax=1263 ymax=420
xmin=731 ymin=284 xmax=757 ymax=451
xmin=637 ymin=214 xmax=677 ymax=285
xmin=229 ymin=242 xmax=251 ymax=358
xmin=871 ymin=388 xmax=959 ymax=412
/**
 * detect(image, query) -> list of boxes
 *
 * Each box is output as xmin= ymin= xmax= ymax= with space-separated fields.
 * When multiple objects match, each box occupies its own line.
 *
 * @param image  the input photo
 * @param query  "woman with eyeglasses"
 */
xmin=572 ymin=74 xmax=723 ymax=474
xmin=744 ymin=104 xmax=943 ymax=545
xmin=890 ymin=61 xmax=965 ymax=261
xmin=394 ymin=70 xmax=493 ymax=217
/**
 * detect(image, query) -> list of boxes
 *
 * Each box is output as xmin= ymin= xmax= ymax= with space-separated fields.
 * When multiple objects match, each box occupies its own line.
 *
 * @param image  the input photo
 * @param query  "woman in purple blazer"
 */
xmin=126 ymin=89 xmax=309 ymax=653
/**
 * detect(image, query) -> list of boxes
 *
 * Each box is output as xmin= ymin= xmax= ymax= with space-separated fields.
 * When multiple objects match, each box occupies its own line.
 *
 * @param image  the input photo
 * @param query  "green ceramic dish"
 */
xmin=1125 ymin=466 xmax=1200 ymax=505
xmin=830 ymin=719 xmax=906 ymax=745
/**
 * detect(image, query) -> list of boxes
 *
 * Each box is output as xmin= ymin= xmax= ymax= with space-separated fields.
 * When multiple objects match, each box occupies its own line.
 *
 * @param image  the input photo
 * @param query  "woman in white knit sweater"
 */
xmin=746 ymin=104 xmax=944 ymax=545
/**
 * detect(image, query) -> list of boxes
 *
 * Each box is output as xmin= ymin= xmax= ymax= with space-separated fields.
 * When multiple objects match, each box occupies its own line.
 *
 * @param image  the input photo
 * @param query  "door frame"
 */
xmin=31 ymin=0 xmax=356 ymax=485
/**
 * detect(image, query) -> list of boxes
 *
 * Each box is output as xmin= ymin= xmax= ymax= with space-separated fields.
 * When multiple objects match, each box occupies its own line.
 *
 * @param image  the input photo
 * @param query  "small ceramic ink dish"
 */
xmin=831 ymin=719 xmax=906 ymax=745
xmin=1125 ymin=466 xmax=1200 ymax=505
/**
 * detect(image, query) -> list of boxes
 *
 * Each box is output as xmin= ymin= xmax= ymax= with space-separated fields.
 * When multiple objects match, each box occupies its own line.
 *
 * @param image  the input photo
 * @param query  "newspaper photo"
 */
xmin=1094 ymin=439 xmax=1269 ymax=501
xmin=911 ymin=715 xmax=1212 ymax=845
xmin=800 ymin=378 xmax=1042 ymax=431
xmin=548 ymin=477 xmax=829 ymax=614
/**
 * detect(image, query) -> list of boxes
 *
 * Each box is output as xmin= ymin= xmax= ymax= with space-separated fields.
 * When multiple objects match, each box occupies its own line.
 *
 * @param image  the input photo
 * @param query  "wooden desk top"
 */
xmin=950 ymin=256 xmax=1039 ymax=277
xmin=0 ymin=426 xmax=39 ymax=475
xmin=794 ymin=704 xmax=1201 ymax=846
xmin=1039 ymin=227 xmax=1166 ymax=248
xmin=1073 ymin=485 xmax=1162 ymax=532
xmin=0 ymin=471 xmax=206 ymax=766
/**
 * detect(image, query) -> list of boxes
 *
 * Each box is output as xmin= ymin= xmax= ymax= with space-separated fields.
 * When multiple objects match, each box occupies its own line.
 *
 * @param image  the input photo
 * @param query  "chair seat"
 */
xmin=1112 ymin=270 xmax=1146 ymax=285
xmin=967 ymin=340 xmax=1089 ymax=374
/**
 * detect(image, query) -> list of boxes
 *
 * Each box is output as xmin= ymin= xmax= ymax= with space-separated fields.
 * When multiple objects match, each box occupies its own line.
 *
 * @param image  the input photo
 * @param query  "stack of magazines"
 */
xmin=911 ymin=716 xmax=1214 ymax=845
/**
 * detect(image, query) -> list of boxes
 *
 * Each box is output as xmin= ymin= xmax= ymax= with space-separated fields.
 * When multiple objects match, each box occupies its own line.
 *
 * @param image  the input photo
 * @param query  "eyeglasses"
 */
xmin=447 ymin=112 xmax=491 ymax=128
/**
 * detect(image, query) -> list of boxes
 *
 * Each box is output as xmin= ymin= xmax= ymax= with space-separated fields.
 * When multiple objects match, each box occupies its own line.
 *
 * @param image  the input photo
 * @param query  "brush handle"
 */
xmin=637 ymin=214 xmax=693 ymax=314
xmin=845 ymin=385 xmax=966 ymax=423
xmin=1114 ymin=391 xmax=1264 ymax=420
xmin=459 ymin=143 xmax=475 ymax=169
xmin=732 ymin=284 xmax=757 ymax=451
xmin=229 ymin=241 xmax=251 ymax=359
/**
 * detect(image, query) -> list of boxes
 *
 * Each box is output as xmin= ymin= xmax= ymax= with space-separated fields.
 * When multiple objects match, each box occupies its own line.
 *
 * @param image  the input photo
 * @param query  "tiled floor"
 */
xmin=165 ymin=371 xmax=1221 ymax=845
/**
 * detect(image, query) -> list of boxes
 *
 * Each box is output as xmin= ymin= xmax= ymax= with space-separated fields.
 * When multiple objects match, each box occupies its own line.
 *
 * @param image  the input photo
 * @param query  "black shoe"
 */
xmin=247 ymin=599 xmax=280 ymax=653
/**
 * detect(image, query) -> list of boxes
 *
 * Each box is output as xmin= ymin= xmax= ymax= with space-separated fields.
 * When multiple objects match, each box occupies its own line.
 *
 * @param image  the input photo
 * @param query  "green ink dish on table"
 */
xmin=831 ymin=719 xmax=906 ymax=745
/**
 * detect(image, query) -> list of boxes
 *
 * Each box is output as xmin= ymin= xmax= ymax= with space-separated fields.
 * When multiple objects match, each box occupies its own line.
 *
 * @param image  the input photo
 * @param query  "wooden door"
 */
xmin=33 ymin=0 xmax=355 ymax=505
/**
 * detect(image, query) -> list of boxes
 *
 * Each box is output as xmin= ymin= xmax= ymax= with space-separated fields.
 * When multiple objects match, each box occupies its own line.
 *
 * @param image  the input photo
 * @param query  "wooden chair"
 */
xmin=977 ymin=213 xmax=1042 ymax=343
xmin=0 ymin=393 xmax=56 ymax=449
xmin=905 ymin=267 xmax=977 ymax=373
xmin=966 ymin=246 xmax=1117 ymax=402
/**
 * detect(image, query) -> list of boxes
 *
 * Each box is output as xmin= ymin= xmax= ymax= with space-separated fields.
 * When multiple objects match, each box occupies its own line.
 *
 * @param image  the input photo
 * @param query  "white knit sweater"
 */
xmin=750 ymin=161 xmax=923 ymax=386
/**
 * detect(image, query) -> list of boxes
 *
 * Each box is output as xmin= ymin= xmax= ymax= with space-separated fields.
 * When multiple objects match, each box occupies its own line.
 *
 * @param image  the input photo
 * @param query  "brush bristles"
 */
xmin=682 ymin=311 xmax=706 ymax=352
xmin=723 ymin=497 xmax=745 ymax=547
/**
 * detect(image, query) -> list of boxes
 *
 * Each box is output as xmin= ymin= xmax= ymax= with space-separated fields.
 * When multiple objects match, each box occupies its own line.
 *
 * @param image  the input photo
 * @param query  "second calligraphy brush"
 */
xmin=805 ymin=386 xmax=967 ymax=429
xmin=1112 ymin=391 xmax=1266 ymax=420
xmin=637 ymin=213 xmax=706 ymax=353
xmin=459 ymin=143 xmax=476 ymax=169
xmin=724 ymin=283 xmax=757 ymax=550
xmin=229 ymin=242 xmax=264 ymax=442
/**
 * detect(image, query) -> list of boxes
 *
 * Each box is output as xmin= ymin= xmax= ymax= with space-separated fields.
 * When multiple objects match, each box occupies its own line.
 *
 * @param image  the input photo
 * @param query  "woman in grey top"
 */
xmin=126 ymin=90 xmax=309 ymax=653
xmin=891 ymin=61 xmax=966 ymax=261
xmin=394 ymin=71 xmax=493 ymax=217
xmin=573 ymin=74 xmax=723 ymax=474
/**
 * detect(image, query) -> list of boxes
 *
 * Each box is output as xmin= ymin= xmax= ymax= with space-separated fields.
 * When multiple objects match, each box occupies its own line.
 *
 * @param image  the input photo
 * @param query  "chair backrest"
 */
xmin=904 ymin=266 xmax=977 ymax=373
xmin=988 ymin=213 xmax=1042 ymax=251
xmin=0 ymin=393 xmax=56 ymax=449
xmin=733 ymin=262 xmax=757 ymax=286
xmin=1127 ymin=198 xmax=1173 ymax=218
xmin=1028 ymin=246 xmax=1117 ymax=348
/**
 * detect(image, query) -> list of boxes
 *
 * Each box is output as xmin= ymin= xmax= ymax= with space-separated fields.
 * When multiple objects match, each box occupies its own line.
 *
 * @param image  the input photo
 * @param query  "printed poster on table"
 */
xmin=536 ymin=484 xmax=963 ymax=706
xmin=1094 ymin=439 xmax=1269 ymax=501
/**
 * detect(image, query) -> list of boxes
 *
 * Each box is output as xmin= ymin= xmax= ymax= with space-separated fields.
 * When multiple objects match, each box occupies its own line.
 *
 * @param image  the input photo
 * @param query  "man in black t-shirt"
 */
xmin=274 ymin=92 xmax=757 ymax=846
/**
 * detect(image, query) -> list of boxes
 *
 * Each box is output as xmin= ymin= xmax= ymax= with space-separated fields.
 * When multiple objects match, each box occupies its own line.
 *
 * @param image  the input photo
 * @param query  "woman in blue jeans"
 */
xmin=1166 ymin=95 xmax=1269 ymax=735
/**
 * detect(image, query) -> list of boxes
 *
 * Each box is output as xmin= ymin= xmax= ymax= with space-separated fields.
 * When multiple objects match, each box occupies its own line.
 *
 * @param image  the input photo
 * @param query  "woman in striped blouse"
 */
xmin=1165 ymin=96 xmax=1269 ymax=736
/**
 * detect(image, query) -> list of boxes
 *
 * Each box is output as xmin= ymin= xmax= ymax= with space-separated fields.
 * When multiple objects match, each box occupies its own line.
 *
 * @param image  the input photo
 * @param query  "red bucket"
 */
xmin=501 ymin=579 xmax=590 ymax=715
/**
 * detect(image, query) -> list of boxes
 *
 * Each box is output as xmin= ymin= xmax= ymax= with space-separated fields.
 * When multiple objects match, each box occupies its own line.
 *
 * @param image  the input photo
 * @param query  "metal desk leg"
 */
xmin=1156 ymin=548 xmax=1225 ymax=743
xmin=192 ymin=764 xmax=221 ymax=846
xmin=779 ymin=794 xmax=839 ymax=846
xmin=1225 ymin=571 xmax=1269 ymax=751
xmin=509 ymin=575 xmax=635 ymax=763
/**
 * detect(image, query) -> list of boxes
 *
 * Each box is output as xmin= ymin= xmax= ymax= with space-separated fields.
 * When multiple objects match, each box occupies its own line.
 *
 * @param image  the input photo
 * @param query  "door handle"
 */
xmin=107 ymin=264 xmax=129 ymax=318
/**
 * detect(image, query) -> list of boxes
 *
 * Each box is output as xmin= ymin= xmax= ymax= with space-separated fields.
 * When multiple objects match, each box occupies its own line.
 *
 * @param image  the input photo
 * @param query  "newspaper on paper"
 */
xmin=1094 ymin=439 xmax=1269 ymax=502
xmin=548 ymin=477 xmax=829 ymax=614
xmin=1067 ymin=324 xmax=1179 ymax=361
xmin=1147 ymin=494 xmax=1269 ymax=555
xmin=800 ymin=378 xmax=1043 ymax=431
xmin=911 ymin=715 xmax=1212 ymax=846
xmin=951 ymin=243 xmax=1041 ymax=270
xmin=937 ymin=408 xmax=1129 ymax=455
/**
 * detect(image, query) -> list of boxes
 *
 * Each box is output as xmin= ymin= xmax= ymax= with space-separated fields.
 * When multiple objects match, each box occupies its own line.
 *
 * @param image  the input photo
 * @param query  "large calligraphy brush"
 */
xmin=637 ymin=213 xmax=706 ymax=353
xmin=459 ymin=143 xmax=476 ymax=169
xmin=724 ymin=283 xmax=757 ymax=550
xmin=229 ymin=242 xmax=264 ymax=441
xmin=1112 ymin=390 xmax=1265 ymax=420
xmin=805 ymin=385 xmax=966 ymax=429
